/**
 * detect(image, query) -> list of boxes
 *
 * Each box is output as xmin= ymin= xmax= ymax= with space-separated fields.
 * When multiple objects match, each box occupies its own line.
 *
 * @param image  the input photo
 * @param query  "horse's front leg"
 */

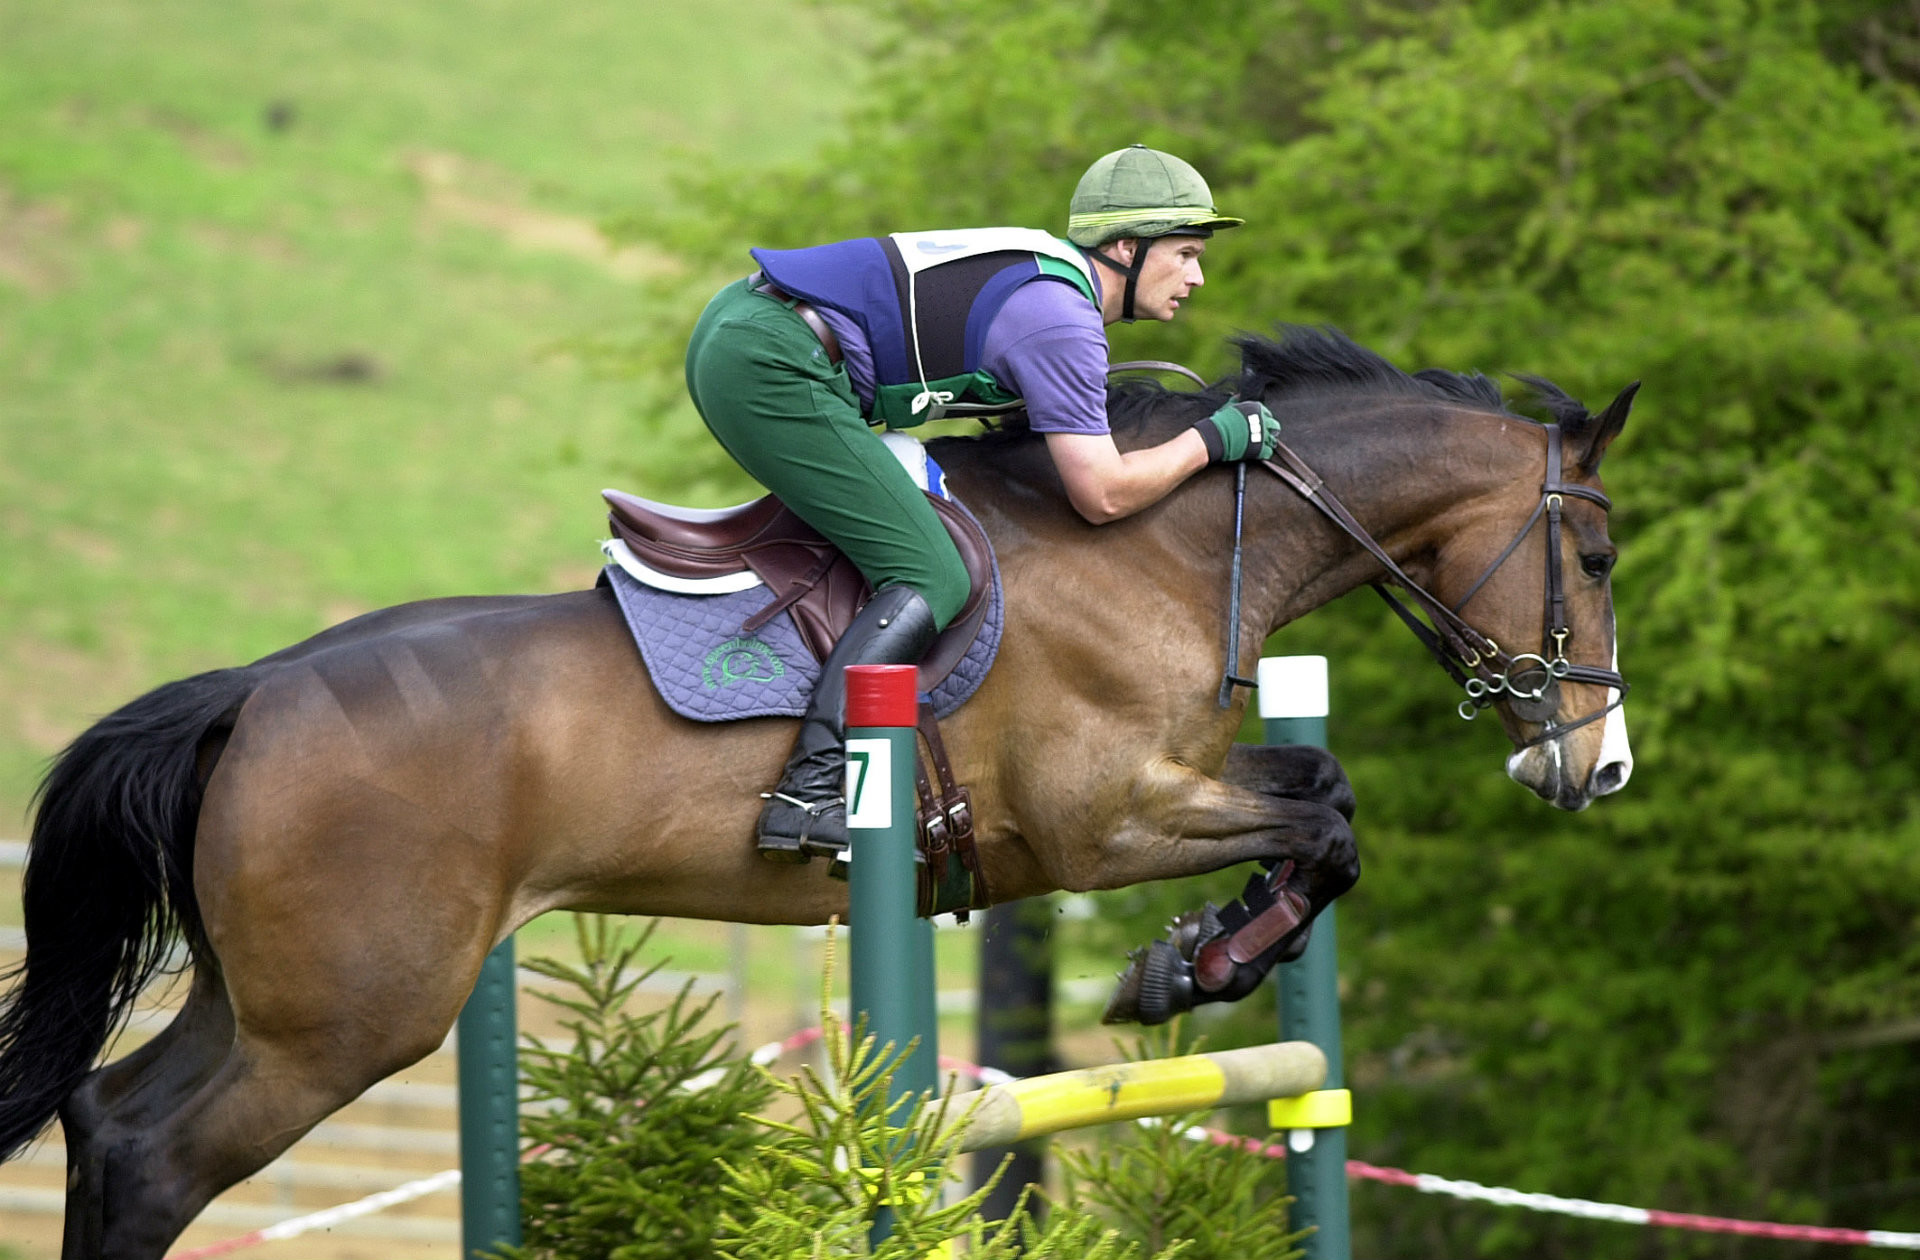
xmin=1081 ymin=761 xmax=1358 ymax=1025
xmin=1221 ymin=743 xmax=1356 ymax=821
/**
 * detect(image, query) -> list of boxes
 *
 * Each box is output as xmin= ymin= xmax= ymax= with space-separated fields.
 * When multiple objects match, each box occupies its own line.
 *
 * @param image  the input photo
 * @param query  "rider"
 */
xmin=684 ymin=144 xmax=1280 ymax=863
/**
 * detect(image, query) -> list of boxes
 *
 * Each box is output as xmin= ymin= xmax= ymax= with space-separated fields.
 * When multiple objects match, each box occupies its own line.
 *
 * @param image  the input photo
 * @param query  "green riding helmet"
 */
xmin=1067 ymin=144 xmax=1244 ymax=247
xmin=1067 ymin=145 xmax=1242 ymax=321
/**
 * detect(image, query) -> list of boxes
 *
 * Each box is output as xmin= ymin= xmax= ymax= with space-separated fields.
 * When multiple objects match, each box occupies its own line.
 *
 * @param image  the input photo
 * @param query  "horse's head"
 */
xmin=1431 ymin=379 xmax=1638 ymax=811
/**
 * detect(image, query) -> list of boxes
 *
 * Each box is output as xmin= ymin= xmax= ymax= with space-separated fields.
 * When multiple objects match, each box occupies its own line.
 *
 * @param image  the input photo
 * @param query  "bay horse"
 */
xmin=0 ymin=327 xmax=1635 ymax=1258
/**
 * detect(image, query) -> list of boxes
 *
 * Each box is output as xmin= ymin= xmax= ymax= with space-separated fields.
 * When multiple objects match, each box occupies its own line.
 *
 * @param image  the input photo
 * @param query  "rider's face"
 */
xmin=1099 ymin=236 xmax=1208 ymax=324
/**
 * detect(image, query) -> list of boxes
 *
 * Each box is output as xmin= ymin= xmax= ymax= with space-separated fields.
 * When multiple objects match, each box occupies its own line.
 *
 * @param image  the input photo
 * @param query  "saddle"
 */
xmin=601 ymin=485 xmax=995 ymax=920
xmin=602 ymin=488 xmax=997 ymax=694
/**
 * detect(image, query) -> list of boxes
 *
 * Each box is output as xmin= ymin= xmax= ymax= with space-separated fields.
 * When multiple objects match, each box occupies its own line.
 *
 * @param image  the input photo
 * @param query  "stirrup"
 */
xmin=756 ymin=791 xmax=846 ymax=863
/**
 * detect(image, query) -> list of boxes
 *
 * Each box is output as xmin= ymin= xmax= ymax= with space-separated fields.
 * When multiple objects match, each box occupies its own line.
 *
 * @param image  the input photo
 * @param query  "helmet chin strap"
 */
xmin=1088 ymin=239 xmax=1152 ymax=323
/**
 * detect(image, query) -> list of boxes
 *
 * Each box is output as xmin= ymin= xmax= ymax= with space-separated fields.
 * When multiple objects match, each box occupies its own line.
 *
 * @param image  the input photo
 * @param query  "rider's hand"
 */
xmin=1194 ymin=399 xmax=1279 ymax=463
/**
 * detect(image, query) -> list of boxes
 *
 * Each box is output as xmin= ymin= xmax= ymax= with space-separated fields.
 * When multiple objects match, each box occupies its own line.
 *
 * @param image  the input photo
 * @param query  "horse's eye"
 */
xmin=1581 ymin=553 xmax=1615 ymax=580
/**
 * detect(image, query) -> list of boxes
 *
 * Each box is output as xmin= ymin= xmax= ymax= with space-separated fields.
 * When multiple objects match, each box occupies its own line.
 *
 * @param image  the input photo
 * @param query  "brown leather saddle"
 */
xmin=602 ymin=488 xmax=996 ymax=692
xmin=603 ymin=487 xmax=996 ymax=919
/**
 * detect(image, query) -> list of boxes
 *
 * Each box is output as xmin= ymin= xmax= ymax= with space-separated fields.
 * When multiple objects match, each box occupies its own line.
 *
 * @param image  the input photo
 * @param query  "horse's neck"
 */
xmin=929 ymin=403 xmax=1534 ymax=638
xmin=1250 ymin=402 xmax=1535 ymax=632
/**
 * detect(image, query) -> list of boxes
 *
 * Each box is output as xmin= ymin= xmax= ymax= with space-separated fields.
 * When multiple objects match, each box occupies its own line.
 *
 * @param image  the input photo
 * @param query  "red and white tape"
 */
xmin=168 ymin=1029 xmax=1920 ymax=1257
xmin=166 ymin=1170 xmax=462 ymax=1259
xmin=1342 ymin=1159 xmax=1920 ymax=1250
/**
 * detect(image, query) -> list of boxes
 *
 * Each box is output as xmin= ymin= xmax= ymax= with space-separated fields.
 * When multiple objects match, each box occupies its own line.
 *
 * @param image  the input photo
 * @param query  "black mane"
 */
xmin=1236 ymin=325 xmax=1508 ymax=411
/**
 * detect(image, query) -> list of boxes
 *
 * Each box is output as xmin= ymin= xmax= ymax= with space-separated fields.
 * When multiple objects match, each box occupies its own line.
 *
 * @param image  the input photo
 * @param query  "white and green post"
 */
xmin=1259 ymin=655 xmax=1352 ymax=1260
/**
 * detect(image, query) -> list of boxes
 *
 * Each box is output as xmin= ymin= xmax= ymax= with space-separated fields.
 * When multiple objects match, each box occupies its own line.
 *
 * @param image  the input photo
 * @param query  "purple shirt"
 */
xmin=812 ymin=268 xmax=1111 ymax=435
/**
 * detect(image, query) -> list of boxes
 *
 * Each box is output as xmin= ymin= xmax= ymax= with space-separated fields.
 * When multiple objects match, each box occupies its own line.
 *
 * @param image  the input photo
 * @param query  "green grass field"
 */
xmin=0 ymin=0 xmax=862 ymax=822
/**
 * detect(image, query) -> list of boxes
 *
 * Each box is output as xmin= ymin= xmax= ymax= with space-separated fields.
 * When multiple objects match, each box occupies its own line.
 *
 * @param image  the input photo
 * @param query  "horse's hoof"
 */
xmin=1102 ymin=948 xmax=1149 ymax=1024
xmin=1102 ymin=939 xmax=1193 ymax=1026
xmin=1166 ymin=903 xmax=1223 ymax=961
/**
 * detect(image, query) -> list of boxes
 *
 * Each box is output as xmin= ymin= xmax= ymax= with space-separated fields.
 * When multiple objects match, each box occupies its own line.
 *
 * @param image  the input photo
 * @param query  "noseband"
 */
xmin=1257 ymin=423 xmax=1630 ymax=749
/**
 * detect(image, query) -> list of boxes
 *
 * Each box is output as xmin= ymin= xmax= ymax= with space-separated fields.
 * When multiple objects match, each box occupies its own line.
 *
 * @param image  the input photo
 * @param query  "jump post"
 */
xmin=458 ymin=937 xmax=521 ymax=1260
xmin=843 ymin=663 xmax=942 ymax=1244
xmin=845 ymin=662 xmax=941 ymax=1111
xmin=1263 ymin=654 xmax=1353 ymax=1260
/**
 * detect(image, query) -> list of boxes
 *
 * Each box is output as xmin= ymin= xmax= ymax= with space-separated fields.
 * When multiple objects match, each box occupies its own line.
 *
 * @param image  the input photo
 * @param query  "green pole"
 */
xmin=1259 ymin=655 xmax=1351 ymax=1260
xmin=845 ymin=664 xmax=938 ymax=1242
xmin=457 ymin=935 xmax=521 ymax=1259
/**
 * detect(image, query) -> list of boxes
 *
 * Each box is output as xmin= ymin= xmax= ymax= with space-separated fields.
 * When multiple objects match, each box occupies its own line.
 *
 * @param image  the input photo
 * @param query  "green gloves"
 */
xmin=1194 ymin=399 xmax=1280 ymax=463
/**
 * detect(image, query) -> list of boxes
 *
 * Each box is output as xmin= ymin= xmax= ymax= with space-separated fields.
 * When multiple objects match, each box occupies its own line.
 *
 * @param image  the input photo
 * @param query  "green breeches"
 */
xmin=685 ymin=277 xmax=970 ymax=631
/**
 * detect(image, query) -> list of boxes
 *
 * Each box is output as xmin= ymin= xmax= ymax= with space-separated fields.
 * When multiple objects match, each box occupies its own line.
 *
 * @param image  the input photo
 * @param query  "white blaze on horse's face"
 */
xmin=1591 ymin=638 xmax=1633 ymax=795
xmin=1505 ymin=624 xmax=1633 ymax=809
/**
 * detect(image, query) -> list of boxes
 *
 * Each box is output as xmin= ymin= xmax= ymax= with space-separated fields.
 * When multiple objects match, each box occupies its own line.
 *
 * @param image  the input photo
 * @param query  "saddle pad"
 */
xmin=605 ymin=519 xmax=1003 ymax=723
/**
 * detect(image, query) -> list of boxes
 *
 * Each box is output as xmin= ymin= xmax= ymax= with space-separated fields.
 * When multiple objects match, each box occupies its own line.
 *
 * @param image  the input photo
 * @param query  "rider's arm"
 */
xmin=987 ymin=281 xmax=1255 ymax=523
xmin=984 ymin=286 xmax=1207 ymax=523
xmin=1044 ymin=429 xmax=1209 ymax=524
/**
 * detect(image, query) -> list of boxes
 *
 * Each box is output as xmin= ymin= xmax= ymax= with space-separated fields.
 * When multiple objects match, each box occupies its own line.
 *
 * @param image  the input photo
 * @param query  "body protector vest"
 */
xmin=751 ymin=228 xmax=1098 ymax=429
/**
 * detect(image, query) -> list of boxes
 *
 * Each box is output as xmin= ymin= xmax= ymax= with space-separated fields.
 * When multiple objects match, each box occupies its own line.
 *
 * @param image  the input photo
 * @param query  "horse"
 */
xmin=0 ymin=326 xmax=1636 ymax=1258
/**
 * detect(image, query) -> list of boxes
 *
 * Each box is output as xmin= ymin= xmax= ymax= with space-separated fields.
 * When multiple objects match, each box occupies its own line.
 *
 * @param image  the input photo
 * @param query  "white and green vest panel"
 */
xmin=751 ymin=227 xmax=1098 ymax=428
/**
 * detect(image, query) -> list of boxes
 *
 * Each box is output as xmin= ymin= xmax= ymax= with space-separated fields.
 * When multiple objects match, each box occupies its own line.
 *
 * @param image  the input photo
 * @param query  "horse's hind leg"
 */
xmin=78 ymin=976 xmax=467 ymax=1260
xmin=60 ymin=962 xmax=235 ymax=1260
xmin=67 ymin=858 xmax=492 ymax=1257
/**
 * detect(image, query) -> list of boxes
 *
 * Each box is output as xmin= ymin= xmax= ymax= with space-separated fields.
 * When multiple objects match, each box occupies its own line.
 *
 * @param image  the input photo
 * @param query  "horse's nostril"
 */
xmin=1591 ymin=760 xmax=1629 ymax=795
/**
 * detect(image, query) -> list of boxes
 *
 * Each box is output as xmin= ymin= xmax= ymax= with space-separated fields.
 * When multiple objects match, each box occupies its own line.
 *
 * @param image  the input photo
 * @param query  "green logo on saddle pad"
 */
xmin=702 ymin=636 xmax=787 ymax=689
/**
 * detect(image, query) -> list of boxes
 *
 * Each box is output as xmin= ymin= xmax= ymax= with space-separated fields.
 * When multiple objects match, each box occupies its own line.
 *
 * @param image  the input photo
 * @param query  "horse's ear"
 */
xmin=1578 ymin=381 xmax=1638 ymax=474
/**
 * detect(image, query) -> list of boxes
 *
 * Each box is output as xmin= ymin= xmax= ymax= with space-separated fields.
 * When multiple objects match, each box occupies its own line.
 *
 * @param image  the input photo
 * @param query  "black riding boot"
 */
xmin=757 ymin=585 xmax=939 ymax=863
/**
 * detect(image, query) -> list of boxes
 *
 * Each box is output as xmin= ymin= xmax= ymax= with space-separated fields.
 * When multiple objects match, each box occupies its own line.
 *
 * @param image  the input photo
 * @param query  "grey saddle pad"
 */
xmin=604 ymin=534 xmax=1003 ymax=723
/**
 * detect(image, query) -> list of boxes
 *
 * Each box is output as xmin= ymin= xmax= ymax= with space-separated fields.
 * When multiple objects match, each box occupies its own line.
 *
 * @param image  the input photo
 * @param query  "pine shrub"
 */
xmin=504 ymin=916 xmax=775 ymax=1260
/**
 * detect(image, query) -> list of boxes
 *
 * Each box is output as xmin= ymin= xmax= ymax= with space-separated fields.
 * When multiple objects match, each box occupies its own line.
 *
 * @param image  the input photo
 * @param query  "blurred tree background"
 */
xmin=636 ymin=0 xmax=1920 ymax=1254
xmin=4 ymin=0 xmax=1917 ymax=1254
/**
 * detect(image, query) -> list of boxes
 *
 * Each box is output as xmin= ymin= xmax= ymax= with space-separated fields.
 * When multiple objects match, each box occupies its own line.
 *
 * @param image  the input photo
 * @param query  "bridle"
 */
xmin=1257 ymin=423 xmax=1629 ymax=749
xmin=1105 ymin=360 xmax=1630 ymax=746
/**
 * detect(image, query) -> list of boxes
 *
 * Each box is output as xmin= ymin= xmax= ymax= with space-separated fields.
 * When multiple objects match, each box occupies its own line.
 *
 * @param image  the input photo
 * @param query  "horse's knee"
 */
xmin=1225 ymin=745 xmax=1357 ymax=820
xmin=1285 ymin=746 xmax=1355 ymax=820
xmin=1310 ymin=752 xmax=1356 ymax=821
xmin=1276 ymin=805 xmax=1357 ymax=903
xmin=1315 ymin=812 xmax=1359 ymax=901
xmin=1320 ymin=817 xmax=1358 ymax=898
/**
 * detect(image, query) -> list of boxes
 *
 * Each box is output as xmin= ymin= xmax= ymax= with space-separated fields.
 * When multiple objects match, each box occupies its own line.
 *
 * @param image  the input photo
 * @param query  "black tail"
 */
xmin=0 ymin=667 xmax=257 ymax=1162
